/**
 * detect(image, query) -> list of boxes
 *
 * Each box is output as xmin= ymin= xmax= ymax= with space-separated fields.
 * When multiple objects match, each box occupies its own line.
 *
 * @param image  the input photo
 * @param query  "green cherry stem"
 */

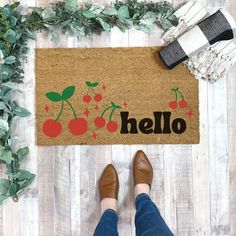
xmin=92 ymin=88 xmax=96 ymax=95
xmin=64 ymin=99 xmax=77 ymax=119
xmin=87 ymin=87 xmax=91 ymax=95
xmin=171 ymin=89 xmax=178 ymax=102
xmin=101 ymin=105 xmax=113 ymax=117
xmin=55 ymin=100 xmax=64 ymax=121
xmin=109 ymin=107 xmax=116 ymax=122
xmin=177 ymin=90 xmax=184 ymax=101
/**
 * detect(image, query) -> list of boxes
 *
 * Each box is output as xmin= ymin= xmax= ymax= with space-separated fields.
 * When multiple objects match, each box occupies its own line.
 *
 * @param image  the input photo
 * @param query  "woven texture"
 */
xmin=36 ymin=47 xmax=199 ymax=145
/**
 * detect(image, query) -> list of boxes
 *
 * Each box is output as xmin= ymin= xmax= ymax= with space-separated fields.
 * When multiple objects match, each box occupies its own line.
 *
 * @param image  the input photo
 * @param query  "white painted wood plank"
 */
xmin=70 ymin=146 xmax=81 ymax=236
xmin=37 ymin=147 xmax=55 ymax=236
xmin=174 ymin=145 xmax=194 ymax=235
xmin=80 ymin=145 xmax=112 ymax=235
xmin=207 ymin=2 xmax=230 ymax=236
xmin=54 ymin=147 xmax=71 ymax=236
xmin=163 ymin=145 xmax=177 ymax=235
xmin=227 ymin=65 xmax=236 ymax=236
xmin=225 ymin=2 xmax=236 ymax=235
xmin=192 ymin=80 xmax=211 ymax=236
xmin=112 ymin=145 xmax=132 ymax=236
xmin=208 ymin=79 xmax=229 ymax=235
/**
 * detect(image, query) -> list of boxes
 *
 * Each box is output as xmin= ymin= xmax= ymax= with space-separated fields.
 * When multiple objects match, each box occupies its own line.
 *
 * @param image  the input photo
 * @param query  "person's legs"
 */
xmin=93 ymin=164 xmax=119 ymax=236
xmin=133 ymin=150 xmax=173 ymax=236
xmin=93 ymin=209 xmax=119 ymax=236
xmin=135 ymin=193 xmax=173 ymax=236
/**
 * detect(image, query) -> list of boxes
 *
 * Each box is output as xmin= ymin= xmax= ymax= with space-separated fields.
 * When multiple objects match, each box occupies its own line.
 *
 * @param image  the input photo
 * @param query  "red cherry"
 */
xmin=106 ymin=121 xmax=118 ymax=132
xmin=43 ymin=119 xmax=62 ymax=137
xmin=169 ymin=101 xmax=178 ymax=109
xmin=94 ymin=93 xmax=102 ymax=102
xmin=94 ymin=117 xmax=106 ymax=128
xmin=179 ymin=100 xmax=187 ymax=108
xmin=69 ymin=118 xmax=88 ymax=136
xmin=83 ymin=95 xmax=91 ymax=103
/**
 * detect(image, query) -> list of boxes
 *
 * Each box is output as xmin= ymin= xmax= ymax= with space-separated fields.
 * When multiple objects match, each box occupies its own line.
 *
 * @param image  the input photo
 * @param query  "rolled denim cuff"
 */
xmin=135 ymin=193 xmax=151 ymax=206
xmin=102 ymin=209 xmax=119 ymax=218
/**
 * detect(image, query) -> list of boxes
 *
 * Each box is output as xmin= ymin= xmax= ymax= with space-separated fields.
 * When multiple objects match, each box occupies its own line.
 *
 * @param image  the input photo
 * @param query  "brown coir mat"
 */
xmin=36 ymin=47 xmax=199 ymax=145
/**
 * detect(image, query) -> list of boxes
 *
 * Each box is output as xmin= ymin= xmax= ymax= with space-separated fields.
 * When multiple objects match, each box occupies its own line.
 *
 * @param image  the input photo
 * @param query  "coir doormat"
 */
xmin=36 ymin=47 xmax=199 ymax=145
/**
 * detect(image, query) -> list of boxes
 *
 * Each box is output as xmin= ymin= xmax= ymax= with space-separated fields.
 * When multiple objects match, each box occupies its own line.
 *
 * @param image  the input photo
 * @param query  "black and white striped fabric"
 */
xmin=159 ymin=9 xmax=236 ymax=69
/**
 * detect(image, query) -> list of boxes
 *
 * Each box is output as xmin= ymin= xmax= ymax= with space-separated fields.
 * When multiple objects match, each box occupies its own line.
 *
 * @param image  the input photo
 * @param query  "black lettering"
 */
xmin=120 ymin=112 xmax=138 ymax=134
xmin=154 ymin=112 xmax=162 ymax=134
xmin=139 ymin=118 xmax=153 ymax=134
xmin=162 ymin=112 xmax=171 ymax=134
xmin=172 ymin=118 xmax=186 ymax=134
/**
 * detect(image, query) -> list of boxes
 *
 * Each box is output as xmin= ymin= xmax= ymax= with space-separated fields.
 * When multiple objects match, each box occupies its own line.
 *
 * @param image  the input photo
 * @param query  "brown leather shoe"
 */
xmin=99 ymin=164 xmax=119 ymax=201
xmin=133 ymin=150 xmax=153 ymax=188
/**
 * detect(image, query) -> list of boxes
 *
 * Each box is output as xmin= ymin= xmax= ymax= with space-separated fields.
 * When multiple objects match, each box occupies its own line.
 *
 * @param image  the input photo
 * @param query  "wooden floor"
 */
xmin=0 ymin=0 xmax=236 ymax=235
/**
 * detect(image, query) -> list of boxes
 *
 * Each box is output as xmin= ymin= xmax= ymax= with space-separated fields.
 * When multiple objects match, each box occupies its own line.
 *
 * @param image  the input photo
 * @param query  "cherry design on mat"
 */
xmin=43 ymin=86 xmax=88 ymax=137
xmin=94 ymin=102 xmax=121 ymax=132
xmin=169 ymin=87 xmax=187 ymax=109
xmin=45 ymin=105 xmax=49 ymax=113
xmin=83 ymin=81 xmax=102 ymax=103
xmin=186 ymin=110 xmax=193 ymax=118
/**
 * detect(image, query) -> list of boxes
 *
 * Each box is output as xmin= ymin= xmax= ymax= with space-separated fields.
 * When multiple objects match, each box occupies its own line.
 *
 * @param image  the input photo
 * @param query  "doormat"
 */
xmin=36 ymin=47 xmax=199 ymax=145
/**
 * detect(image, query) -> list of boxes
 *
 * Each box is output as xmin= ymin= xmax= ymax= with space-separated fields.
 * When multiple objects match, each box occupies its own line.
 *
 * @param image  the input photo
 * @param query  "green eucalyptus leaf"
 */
xmin=0 ymin=179 xmax=10 ymax=195
xmin=17 ymin=170 xmax=35 ymax=189
xmin=17 ymin=147 xmax=29 ymax=161
xmin=0 ymin=102 xmax=7 ymax=110
xmin=136 ymin=24 xmax=152 ymax=33
xmin=26 ymin=29 xmax=36 ymax=40
xmin=30 ymin=7 xmax=43 ymax=16
xmin=103 ymin=7 xmax=118 ymax=16
xmin=0 ymin=119 xmax=9 ymax=132
xmin=8 ymin=182 xmax=20 ymax=196
xmin=65 ymin=0 xmax=78 ymax=13
xmin=46 ymin=92 xmax=62 ymax=102
xmin=14 ymin=106 xmax=31 ymax=117
xmin=4 ymin=56 xmax=16 ymax=65
xmin=42 ymin=8 xmax=56 ymax=20
xmin=0 ymin=129 xmax=7 ymax=139
xmin=18 ymin=170 xmax=35 ymax=181
xmin=62 ymin=86 xmax=75 ymax=100
xmin=9 ymin=16 xmax=17 ymax=27
xmin=168 ymin=14 xmax=179 ymax=26
xmin=82 ymin=10 xmax=97 ymax=18
xmin=118 ymin=6 xmax=129 ymax=19
xmin=0 ymin=71 xmax=9 ymax=81
xmin=0 ymin=147 xmax=13 ymax=165
xmin=97 ymin=18 xmax=111 ymax=32
xmin=4 ymin=29 xmax=16 ymax=44
xmin=89 ymin=3 xmax=105 ymax=14
xmin=160 ymin=18 xmax=172 ymax=30
xmin=0 ymin=65 xmax=14 ymax=80
xmin=0 ymin=195 xmax=8 ymax=204
xmin=140 ymin=11 xmax=156 ymax=25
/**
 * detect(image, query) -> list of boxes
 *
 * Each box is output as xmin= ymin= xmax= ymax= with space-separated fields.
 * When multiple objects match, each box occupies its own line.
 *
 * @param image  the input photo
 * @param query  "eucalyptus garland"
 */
xmin=0 ymin=0 xmax=178 ymax=204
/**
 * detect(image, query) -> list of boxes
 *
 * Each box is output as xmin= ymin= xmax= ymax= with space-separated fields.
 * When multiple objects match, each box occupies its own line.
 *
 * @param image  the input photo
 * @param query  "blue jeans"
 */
xmin=93 ymin=193 xmax=173 ymax=236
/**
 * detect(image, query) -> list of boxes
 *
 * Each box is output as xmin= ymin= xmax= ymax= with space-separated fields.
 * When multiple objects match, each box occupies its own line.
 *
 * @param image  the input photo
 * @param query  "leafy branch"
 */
xmin=0 ymin=0 xmax=178 ymax=204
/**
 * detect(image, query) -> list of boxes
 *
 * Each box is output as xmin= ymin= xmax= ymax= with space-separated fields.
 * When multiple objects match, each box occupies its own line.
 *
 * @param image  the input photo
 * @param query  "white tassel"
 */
xmin=163 ymin=1 xmax=236 ymax=82
xmin=163 ymin=1 xmax=208 ymax=43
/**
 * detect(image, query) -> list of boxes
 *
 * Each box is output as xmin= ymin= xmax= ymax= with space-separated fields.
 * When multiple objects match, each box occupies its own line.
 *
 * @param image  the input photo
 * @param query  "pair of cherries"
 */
xmin=43 ymin=86 xmax=88 ymax=138
xmin=169 ymin=87 xmax=187 ymax=109
xmin=93 ymin=102 xmax=121 ymax=132
xmin=83 ymin=81 xmax=103 ymax=104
